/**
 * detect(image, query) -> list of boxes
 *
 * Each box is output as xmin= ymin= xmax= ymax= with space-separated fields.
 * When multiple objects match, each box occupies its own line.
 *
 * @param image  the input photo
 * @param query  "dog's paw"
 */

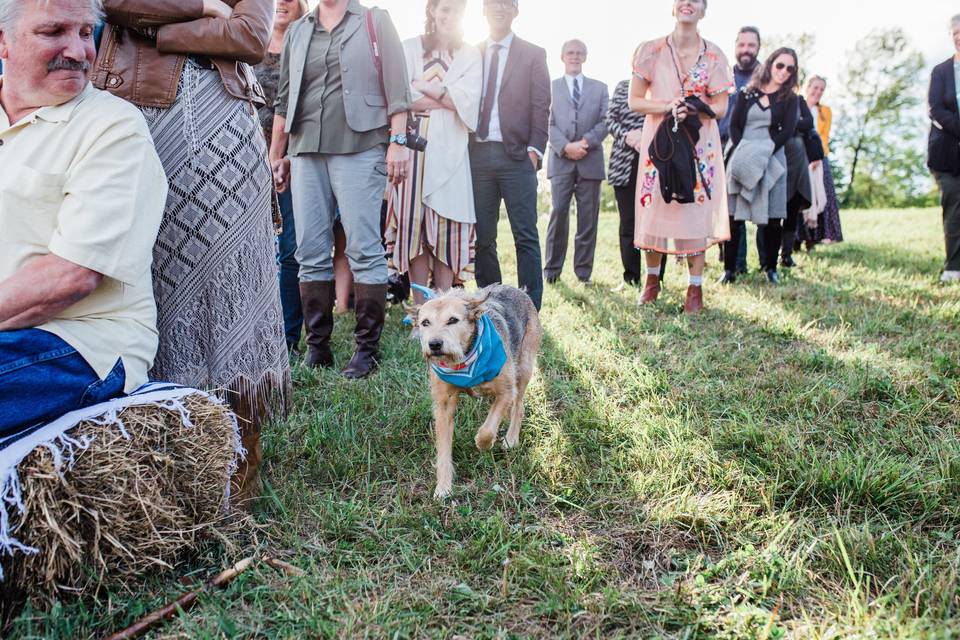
xmin=434 ymin=483 xmax=452 ymax=500
xmin=475 ymin=430 xmax=496 ymax=451
xmin=502 ymin=432 xmax=520 ymax=450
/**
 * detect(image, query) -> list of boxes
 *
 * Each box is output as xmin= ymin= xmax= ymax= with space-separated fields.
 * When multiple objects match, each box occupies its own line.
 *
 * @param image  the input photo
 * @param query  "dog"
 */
xmin=408 ymin=285 xmax=543 ymax=499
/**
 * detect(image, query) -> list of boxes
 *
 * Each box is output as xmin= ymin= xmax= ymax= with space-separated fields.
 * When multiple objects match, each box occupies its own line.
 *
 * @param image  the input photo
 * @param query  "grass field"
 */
xmin=8 ymin=208 xmax=960 ymax=639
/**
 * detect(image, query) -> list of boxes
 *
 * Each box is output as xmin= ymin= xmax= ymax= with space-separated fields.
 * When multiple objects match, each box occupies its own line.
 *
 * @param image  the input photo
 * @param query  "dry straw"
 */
xmin=0 ymin=394 xmax=248 ymax=611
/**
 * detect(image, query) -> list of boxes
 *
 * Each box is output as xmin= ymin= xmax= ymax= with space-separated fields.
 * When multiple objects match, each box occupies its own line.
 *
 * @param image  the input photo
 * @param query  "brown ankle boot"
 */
xmin=299 ymin=281 xmax=335 ymax=368
xmin=639 ymin=274 xmax=661 ymax=305
xmin=342 ymin=283 xmax=387 ymax=379
xmin=684 ymin=285 xmax=704 ymax=315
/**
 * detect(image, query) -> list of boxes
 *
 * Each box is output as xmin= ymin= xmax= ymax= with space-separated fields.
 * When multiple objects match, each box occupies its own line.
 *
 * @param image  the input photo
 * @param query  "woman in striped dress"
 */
xmin=606 ymin=77 xmax=647 ymax=289
xmin=385 ymin=0 xmax=482 ymax=305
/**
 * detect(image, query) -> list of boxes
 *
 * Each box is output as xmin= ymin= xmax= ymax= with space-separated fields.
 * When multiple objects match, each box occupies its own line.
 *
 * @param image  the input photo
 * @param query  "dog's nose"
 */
xmin=428 ymin=339 xmax=443 ymax=353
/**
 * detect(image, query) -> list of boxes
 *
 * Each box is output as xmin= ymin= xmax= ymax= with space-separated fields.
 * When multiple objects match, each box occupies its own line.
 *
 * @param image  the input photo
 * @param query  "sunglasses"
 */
xmin=775 ymin=62 xmax=796 ymax=74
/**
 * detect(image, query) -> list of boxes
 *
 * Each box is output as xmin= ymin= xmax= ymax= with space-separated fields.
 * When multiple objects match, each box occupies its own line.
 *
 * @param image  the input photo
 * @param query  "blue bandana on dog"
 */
xmin=431 ymin=314 xmax=508 ymax=388
xmin=412 ymin=285 xmax=507 ymax=389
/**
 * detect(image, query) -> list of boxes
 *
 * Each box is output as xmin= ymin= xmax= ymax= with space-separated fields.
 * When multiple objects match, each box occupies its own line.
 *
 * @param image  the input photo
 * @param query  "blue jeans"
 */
xmin=277 ymin=188 xmax=304 ymax=347
xmin=0 ymin=329 xmax=126 ymax=438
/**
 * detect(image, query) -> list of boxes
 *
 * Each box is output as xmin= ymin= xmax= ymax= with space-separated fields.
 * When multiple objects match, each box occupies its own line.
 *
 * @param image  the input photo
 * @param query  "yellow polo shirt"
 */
xmin=0 ymin=81 xmax=167 ymax=392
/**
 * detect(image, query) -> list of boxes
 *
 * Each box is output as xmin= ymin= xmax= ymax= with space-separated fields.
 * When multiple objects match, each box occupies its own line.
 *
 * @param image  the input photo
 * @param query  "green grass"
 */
xmin=7 ymin=208 xmax=960 ymax=639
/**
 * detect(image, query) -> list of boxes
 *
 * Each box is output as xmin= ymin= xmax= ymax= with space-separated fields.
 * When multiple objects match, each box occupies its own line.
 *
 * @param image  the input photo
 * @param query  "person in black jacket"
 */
xmin=725 ymin=48 xmax=806 ymax=284
xmin=928 ymin=15 xmax=960 ymax=283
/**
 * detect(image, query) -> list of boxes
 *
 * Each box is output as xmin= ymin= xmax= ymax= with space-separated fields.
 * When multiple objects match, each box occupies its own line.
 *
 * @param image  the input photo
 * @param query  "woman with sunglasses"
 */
xmin=629 ymin=0 xmax=733 ymax=314
xmin=725 ymin=48 xmax=806 ymax=284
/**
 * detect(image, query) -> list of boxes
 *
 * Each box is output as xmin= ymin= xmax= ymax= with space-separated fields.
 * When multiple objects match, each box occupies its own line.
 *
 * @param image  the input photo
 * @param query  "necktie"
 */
xmin=572 ymin=77 xmax=581 ymax=111
xmin=477 ymin=44 xmax=502 ymax=141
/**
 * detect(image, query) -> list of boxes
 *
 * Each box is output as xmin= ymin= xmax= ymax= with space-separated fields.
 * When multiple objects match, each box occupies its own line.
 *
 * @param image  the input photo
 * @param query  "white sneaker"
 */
xmin=941 ymin=271 xmax=960 ymax=283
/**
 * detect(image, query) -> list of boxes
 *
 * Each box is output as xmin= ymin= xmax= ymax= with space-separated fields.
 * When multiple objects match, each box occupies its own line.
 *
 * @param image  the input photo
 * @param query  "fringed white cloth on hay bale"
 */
xmin=0 ymin=383 xmax=248 ymax=606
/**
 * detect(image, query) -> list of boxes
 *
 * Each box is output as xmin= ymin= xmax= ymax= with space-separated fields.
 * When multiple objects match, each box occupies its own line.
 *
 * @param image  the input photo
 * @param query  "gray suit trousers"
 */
xmin=544 ymin=168 xmax=602 ymax=281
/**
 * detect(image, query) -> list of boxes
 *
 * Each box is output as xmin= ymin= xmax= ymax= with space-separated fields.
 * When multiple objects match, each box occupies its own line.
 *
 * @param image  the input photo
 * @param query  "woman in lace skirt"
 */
xmin=94 ymin=0 xmax=290 ymax=502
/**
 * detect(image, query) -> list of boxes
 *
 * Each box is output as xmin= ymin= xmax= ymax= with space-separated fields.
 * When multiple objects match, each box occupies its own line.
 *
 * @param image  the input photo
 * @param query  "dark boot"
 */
xmin=342 ymin=283 xmax=387 ymax=379
xmin=299 ymin=281 xmax=335 ymax=368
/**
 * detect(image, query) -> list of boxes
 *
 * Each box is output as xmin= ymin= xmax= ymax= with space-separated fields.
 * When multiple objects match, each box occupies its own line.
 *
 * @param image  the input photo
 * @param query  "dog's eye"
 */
xmin=446 ymin=317 xmax=459 ymax=326
xmin=420 ymin=319 xmax=431 ymax=328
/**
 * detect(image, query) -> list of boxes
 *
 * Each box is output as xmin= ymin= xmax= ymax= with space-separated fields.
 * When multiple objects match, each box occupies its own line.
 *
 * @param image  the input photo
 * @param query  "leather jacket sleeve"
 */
xmin=155 ymin=0 xmax=272 ymax=65
xmin=103 ymin=0 xmax=205 ymax=29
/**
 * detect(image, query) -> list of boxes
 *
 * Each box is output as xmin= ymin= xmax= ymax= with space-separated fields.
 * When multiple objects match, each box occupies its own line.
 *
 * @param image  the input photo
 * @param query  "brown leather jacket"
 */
xmin=91 ymin=0 xmax=271 ymax=109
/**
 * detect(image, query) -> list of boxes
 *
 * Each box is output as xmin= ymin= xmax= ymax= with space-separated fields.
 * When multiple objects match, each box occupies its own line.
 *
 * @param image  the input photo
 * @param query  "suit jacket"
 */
xmin=547 ymin=76 xmax=609 ymax=180
xmin=928 ymin=58 xmax=960 ymax=175
xmin=478 ymin=36 xmax=551 ymax=162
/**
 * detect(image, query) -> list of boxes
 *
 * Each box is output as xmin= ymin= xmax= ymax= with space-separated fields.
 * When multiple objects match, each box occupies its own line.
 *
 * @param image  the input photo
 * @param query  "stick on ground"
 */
xmin=101 ymin=557 xmax=255 ymax=640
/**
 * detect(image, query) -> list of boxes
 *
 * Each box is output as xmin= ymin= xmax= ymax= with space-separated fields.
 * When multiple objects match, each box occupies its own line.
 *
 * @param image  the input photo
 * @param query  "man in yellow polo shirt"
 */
xmin=0 ymin=0 xmax=166 ymax=436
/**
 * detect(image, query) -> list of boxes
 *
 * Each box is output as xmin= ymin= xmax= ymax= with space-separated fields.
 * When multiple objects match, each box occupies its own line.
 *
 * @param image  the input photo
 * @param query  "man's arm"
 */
xmin=582 ymin=83 xmax=609 ymax=149
xmin=527 ymin=45 xmax=551 ymax=167
xmin=0 ymin=255 xmax=102 ymax=331
xmin=548 ymin=87 xmax=571 ymax=158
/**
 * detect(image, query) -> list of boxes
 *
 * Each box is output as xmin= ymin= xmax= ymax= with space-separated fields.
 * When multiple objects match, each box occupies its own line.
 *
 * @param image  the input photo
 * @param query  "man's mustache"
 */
xmin=48 ymin=57 xmax=91 ymax=73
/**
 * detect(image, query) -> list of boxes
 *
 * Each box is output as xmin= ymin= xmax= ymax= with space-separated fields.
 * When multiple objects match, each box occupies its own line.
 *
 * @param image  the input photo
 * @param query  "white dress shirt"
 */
xmin=479 ymin=31 xmax=514 ymax=144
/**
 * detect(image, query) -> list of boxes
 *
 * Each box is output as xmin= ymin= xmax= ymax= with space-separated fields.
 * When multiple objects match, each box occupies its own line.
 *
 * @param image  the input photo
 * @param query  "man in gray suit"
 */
xmin=544 ymin=39 xmax=609 ymax=284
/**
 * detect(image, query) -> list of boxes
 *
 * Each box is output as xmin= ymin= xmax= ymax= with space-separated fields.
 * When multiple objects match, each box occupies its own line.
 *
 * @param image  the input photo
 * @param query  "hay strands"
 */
xmin=101 ymin=557 xmax=255 ymax=640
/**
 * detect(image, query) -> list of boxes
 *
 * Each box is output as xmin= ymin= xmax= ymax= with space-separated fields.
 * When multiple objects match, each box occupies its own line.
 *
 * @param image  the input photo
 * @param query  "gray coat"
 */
xmin=547 ymin=76 xmax=609 ymax=180
xmin=281 ymin=3 xmax=409 ymax=135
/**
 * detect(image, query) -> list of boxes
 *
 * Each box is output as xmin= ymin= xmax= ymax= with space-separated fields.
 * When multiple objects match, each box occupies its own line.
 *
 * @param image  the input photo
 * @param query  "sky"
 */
xmin=347 ymin=0 xmax=957 ymax=96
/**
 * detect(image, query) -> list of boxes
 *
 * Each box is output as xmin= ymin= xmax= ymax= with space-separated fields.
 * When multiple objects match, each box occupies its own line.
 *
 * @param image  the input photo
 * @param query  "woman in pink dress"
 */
xmin=629 ymin=0 xmax=732 ymax=314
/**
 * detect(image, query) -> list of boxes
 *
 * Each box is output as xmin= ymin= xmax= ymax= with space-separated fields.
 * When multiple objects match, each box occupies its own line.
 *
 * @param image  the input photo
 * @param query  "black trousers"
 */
xmin=470 ymin=141 xmax=544 ymax=310
xmin=726 ymin=218 xmax=782 ymax=273
xmin=613 ymin=162 xmax=642 ymax=284
xmin=936 ymin=172 xmax=960 ymax=271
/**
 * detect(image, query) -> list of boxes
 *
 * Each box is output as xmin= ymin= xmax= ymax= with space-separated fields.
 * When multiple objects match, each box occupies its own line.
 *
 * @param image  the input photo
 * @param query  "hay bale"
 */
xmin=0 ymin=393 xmax=247 ymax=607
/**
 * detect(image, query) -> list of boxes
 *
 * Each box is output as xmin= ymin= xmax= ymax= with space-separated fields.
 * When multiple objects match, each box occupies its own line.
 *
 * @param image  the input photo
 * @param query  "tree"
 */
xmin=831 ymin=29 xmax=929 ymax=208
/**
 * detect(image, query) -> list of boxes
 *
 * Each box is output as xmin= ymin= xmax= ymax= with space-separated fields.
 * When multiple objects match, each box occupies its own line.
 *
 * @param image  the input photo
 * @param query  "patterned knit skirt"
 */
xmin=385 ymin=115 xmax=475 ymax=281
xmin=139 ymin=61 xmax=290 ymax=494
xmin=800 ymin=155 xmax=844 ymax=245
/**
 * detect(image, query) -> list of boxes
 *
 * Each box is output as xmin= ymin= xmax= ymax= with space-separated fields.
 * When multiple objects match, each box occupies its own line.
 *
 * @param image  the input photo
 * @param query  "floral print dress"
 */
xmin=632 ymin=36 xmax=733 ymax=255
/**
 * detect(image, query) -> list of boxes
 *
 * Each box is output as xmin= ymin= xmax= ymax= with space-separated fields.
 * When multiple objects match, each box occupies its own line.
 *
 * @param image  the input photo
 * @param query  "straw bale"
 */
xmin=0 ymin=394 xmax=247 ymax=608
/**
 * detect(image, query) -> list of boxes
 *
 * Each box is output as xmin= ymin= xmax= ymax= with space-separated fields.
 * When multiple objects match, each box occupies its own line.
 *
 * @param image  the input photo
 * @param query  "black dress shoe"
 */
xmin=766 ymin=270 xmax=781 ymax=284
xmin=781 ymin=257 xmax=797 ymax=268
xmin=719 ymin=270 xmax=737 ymax=284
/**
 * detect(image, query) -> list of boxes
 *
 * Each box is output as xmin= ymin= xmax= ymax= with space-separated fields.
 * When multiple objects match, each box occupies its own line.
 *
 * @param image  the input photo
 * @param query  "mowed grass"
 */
xmin=8 ymin=208 xmax=960 ymax=639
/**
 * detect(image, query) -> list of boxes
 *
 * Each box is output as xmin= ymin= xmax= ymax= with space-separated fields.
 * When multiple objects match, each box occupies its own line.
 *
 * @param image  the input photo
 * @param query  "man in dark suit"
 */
xmin=544 ymin=39 xmax=608 ymax=285
xmin=470 ymin=0 xmax=550 ymax=310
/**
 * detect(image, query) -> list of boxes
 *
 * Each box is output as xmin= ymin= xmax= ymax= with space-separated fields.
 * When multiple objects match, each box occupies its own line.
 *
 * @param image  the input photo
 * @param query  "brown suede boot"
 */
xmin=299 ymin=281 xmax=335 ymax=368
xmin=342 ymin=283 xmax=387 ymax=379
xmin=684 ymin=285 xmax=704 ymax=315
xmin=639 ymin=274 xmax=661 ymax=305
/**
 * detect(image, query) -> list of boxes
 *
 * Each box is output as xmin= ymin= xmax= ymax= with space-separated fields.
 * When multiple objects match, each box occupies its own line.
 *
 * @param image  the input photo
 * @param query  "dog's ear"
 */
xmin=465 ymin=290 xmax=491 ymax=321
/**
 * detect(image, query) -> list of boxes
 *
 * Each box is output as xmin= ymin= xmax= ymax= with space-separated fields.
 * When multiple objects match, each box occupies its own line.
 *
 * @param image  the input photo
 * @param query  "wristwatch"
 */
xmin=389 ymin=133 xmax=408 ymax=146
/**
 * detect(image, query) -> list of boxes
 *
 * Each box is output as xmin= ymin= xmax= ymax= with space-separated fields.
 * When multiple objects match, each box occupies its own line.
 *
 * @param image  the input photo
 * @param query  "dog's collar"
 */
xmin=432 ymin=314 xmax=507 ymax=388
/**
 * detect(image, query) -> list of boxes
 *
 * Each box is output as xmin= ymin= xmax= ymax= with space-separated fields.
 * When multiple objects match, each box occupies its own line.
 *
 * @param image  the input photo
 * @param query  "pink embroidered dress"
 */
xmin=632 ymin=36 xmax=733 ymax=255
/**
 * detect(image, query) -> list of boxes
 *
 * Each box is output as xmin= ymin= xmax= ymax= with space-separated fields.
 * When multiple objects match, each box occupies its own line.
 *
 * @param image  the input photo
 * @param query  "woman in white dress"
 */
xmin=385 ymin=0 xmax=482 ymax=304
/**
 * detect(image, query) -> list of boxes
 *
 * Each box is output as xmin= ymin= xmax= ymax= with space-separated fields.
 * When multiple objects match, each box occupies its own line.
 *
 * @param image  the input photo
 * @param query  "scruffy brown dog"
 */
xmin=408 ymin=285 xmax=542 ymax=498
